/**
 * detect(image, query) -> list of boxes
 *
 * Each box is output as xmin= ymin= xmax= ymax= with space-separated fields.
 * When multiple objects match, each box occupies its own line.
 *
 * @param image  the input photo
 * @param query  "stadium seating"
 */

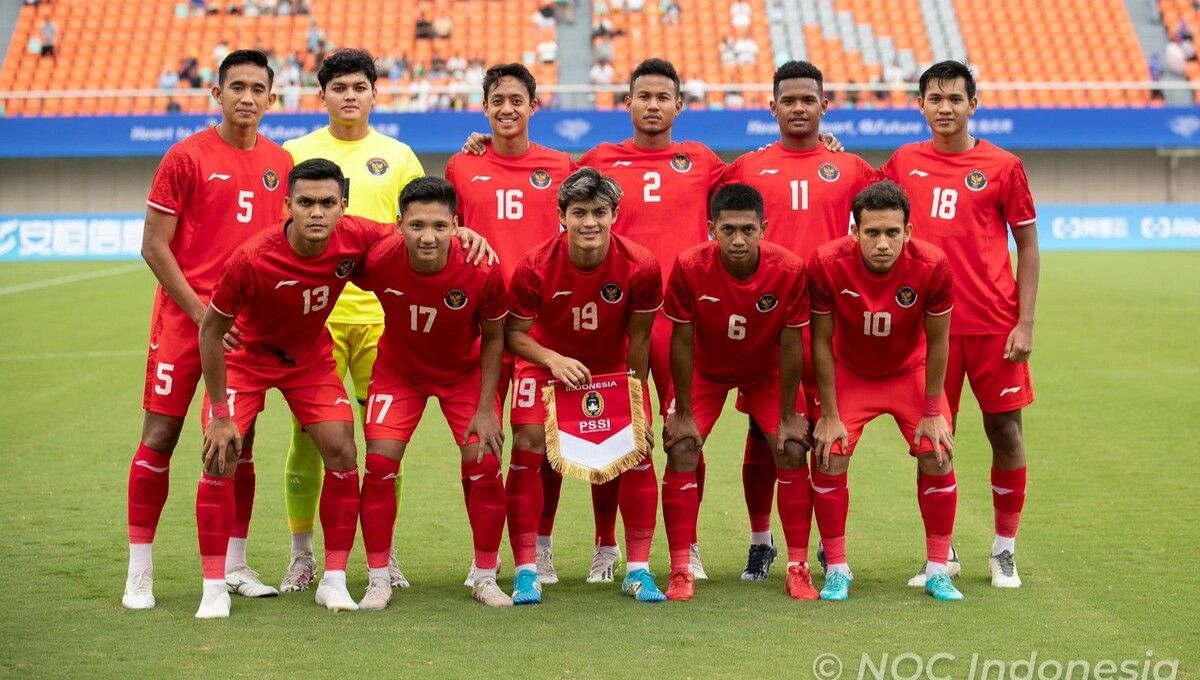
xmin=1158 ymin=0 xmax=1200 ymax=102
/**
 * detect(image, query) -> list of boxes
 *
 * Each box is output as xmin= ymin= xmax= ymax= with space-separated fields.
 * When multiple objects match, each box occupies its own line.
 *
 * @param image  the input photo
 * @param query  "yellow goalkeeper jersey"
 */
xmin=283 ymin=126 xmax=424 ymax=324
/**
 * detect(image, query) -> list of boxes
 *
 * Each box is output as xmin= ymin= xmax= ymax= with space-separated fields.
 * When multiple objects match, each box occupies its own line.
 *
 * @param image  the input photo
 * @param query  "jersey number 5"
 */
xmin=236 ymin=190 xmax=254 ymax=223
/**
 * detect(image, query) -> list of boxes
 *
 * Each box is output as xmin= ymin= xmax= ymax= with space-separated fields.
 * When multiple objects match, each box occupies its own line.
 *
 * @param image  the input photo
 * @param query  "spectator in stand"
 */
xmin=594 ymin=35 xmax=613 ymax=63
xmin=158 ymin=65 xmax=181 ymax=90
xmin=720 ymin=35 xmax=736 ymax=66
xmin=730 ymin=0 xmax=752 ymax=29
xmin=307 ymin=19 xmax=324 ymax=53
xmin=178 ymin=56 xmax=203 ymax=88
xmin=734 ymin=36 xmax=758 ymax=65
xmin=213 ymin=40 xmax=231 ymax=73
xmin=556 ymin=0 xmax=576 ymax=23
xmin=724 ymin=90 xmax=745 ymax=108
xmin=416 ymin=13 xmax=435 ymax=39
xmin=166 ymin=98 xmax=182 ymax=113
xmin=535 ymin=3 xmax=556 ymax=28
xmin=661 ymin=0 xmax=680 ymax=24
xmin=1164 ymin=40 xmax=1187 ymax=76
xmin=628 ymin=0 xmax=646 ymax=10
xmin=589 ymin=58 xmax=615 ymax=89
xmin=537 ymin=37 xmax=558 ymax=64
xmin=592 ymin=16 xmax=620 ymax=39
xmin=1174 ymin=17 xmax=1192 ymax=42
xmin=39 ymin=18 xmax=57 ymax=60
xmin=683 ymin=73 xmax=707 ymax=105
xmin=1149 ymin=53 xmax=1165 ymax=103
xmin=433 ymin=15 xmax=453 ymax=38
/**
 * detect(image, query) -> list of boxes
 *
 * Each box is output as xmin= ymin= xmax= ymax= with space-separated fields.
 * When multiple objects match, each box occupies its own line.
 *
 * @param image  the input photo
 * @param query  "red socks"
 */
xmin=360 ymin=454 xmax=399 ymax=570
xmin=917 ymin=469 xmax=958 ymax=563
xmin=810 ymin=466 xmax=849 ymax=565
xmin=776 ymin=466 xmax=813 ymax=564
xmin=991 ymin=466 xmax=1027 ymax=539
xmin=742 ymin=430 xmax=776 ymax=535
xmin=506 ymin=449 xmax=544 ymax=566
xmin=128 ymin=443 xmax=171 ymax=544
xmin=591 ymin=476 xmax=621 ymax=547
xmin=538 ymin=456 xmax=563 ymax=538
xmin=460 ymin=460 xmax=471 ymax=510
xmin=320 ymin=467 xmax=361 ymax=571
xmin=231 ymin=447 xmax=255 ymax=540
xmin=467 ymin=454 xmax=506 ymax=570
xmin=661 ymin=469 xmax=699 ymax=568
xmin=196 ymin=473 xmax=233 ymax=579
xmin=618 ymin=456 xmax=658 ymax=564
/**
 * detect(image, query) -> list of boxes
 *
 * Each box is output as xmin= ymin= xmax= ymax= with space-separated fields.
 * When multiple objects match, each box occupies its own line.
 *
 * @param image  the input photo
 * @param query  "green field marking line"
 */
xmin=0 ymin=263 xmax=143 ymax=296
xmin=0 ymin=349 xmax=143 ymax=361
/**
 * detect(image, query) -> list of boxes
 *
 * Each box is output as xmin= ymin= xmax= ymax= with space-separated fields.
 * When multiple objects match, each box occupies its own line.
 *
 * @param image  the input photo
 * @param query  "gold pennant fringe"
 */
xmin=542 ymin=376 xmax=651 ymax=485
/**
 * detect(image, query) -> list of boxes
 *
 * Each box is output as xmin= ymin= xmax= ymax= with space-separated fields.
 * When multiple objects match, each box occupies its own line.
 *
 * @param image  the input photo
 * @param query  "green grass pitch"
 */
xmin=0 ymin=253 xmax=1197 ymax=678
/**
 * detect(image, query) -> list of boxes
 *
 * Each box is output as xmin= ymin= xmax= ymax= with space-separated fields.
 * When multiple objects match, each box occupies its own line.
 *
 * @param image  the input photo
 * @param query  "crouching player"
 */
xmin=661 ymin=184 xmax=815 ymax=601
xmin=505 ymin=167 xmax=666 ymax=604
xmin=353 ymin=177 xmax=512 ymax=609
xmin=807 ymin=180 xmax=961 ymax=602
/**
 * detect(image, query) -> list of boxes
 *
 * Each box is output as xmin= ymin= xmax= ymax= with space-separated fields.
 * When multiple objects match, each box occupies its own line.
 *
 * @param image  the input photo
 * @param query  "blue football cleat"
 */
xmin=621 ymin=568 xmax=666 ymax=603
xmin=511 ymin=568 xmax=543 ymax=605
xmin=820 ymin=570 xmax=851 ymax=601
xmin=925 ymin=571 xmax=964 ymax=601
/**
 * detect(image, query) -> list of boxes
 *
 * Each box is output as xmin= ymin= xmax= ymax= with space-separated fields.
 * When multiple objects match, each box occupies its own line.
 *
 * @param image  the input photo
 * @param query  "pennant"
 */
xmin=542 ymin=371 xmax=649 ymax=484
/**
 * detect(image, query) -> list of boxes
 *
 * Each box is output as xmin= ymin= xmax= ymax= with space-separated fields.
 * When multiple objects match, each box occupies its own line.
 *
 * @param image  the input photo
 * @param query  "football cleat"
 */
xmin=358 ymin=575 xmax=393 ymax=611
xmin=906 ymin=545 xmax=961 ymax=588
xmin=225 ymin=565 xmax=279 ymax=598
xmin=464 ymin=557 xmax=503 ymax=587
xmin=472 ymin=576 xmax=514 ymax=607
xmin=989 ymin=550 xmax=1022 ymax=588
xmin=536 ymin=547 xmax=559 ymax=585
xmin=621 ymin=568 xmax=667 ymax=603
xmin=925 ymin=571 xmax=965 ymax=601
xmin=819 ymin=570 xmax=852 ymax=601
xmin=388 ymin=552 xmax=411 ymax=589
xmin=666 ymin=566 xmax=695 ymax=601
xmin=587 ymin=545 xmax=621 ymax=583
xmin=816 ymin=541 xmax=826 ymax=573
xmin=785 ymin=563 xmax=820 ymax=600
xmin=511 ymin=568 xmax=542 ymax=605
xmin=195 ymin=582 xmax=231 ymax=619
xmin=122 ymin=568 xmax=156 ymax=610
xmin=741 ymin=541 xmax=778 ymax=581
xmin=280 ymin=552 xmax=316 ymax=592
xmin=689 ymin=543 xmax=709 ymax=580
xmin=315 ymin=577 xmax=359 ymax=612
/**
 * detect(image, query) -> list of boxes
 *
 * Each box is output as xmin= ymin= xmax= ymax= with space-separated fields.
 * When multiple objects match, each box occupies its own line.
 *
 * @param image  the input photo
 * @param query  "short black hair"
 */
xmin=399 ymin=176 xmax=458 ymax=216
xmin=851 ymin=180 xmax=910 ymax=226
xmin=628 ymin=57 xmax=680 ymax=97
xmin=918 ymin=60 xmax=976 ymax=100
xmin=317 ymin=48 xmax=378 ymax=90
xmin=482 ymin=63 xmax=537 ymax=101
xmin=710 ymin=183 xmax=764 ymax=221
xmin=558 ymin=167 xmax=623 ymax=213
xmin=288 ymin=158 xmax=345 ymax=194
xmin=218 ymin=49 xmax=274 ymax=88
xmin=773 ymin=60 xmax=823 ymax=97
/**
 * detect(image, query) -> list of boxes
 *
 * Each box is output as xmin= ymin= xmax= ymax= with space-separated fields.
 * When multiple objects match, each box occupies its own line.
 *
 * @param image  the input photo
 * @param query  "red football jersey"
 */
xmin=809 ymin=236 xmax=954 ymax=379
xmin=721 ymin=142 xmax=879 ymax=259
xmin=355 ymin=236 xmax=509 ymax=384
xmin=146 ymin=127 xmax=293 ymax=296
xmin=445 ymin=143 xmax=576 ymax=281
xmin=509 ymin=232 xmax=663 ymax=372
xmin=879 ymin=139 xmax=1035 ymax=335
xmin=664 ymin=240 xmax=810 ymax=383
xmin=577 ymin=139 xmax=725 ymax=283
xmin=209 ymin=216 xmax=393 ymax=369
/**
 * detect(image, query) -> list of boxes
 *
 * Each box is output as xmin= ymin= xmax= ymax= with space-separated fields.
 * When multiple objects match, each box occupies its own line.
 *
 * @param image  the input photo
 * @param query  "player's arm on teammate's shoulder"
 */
xmin=453 ymin=225 xmax=498 ymax=266
xmin=141 ymin=207 xmax=206 ymax=325
xmin=198 ymin=305 xmax=241 ymax=475
xmin=1007 ymin=218 xmax=1040 ymax=364
xmin=809 ymin=312 xmax=846 ymax=469
xmin=463 ymin=317 xmax=506 ymax=460
xmin=818 ymin=131 xmax=843 ymax=153
xmin=917 ymin=311 xmax=954 ymax=467
xmin=461 ymin=131 xmax=493 ymax=155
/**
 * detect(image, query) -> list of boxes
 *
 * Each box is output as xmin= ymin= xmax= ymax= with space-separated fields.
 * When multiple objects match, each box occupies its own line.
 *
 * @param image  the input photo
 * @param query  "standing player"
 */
xmin=504 ymin=167 xmax=666 ymax=605
xmin=660 ymin=184 xmax=815 ymax=601
xmin=196 ymin=159 xmax=393 ymax=618
xmin=352 ymin=178 xmax=511 ymax=609
xmin=807 ymin=181 xmax=962 ymax=602
xmin=122 ymin=49 xmax=293 ymax=610
xmin=445 ymin=63 xmax=574 ymax=586
xmin=879 ymin=61 xmax=1038 ymax=588
xmin=719 ymin=61 xmax=879 ymax=581
xmin=279 ymin=48 xmax=425 ymax=593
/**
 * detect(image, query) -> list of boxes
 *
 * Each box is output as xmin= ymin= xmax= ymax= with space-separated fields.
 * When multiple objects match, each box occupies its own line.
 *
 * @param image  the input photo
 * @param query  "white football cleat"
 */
xmin=280 ymin=552 xmax=316 ymax=592
xmin=226 ymin=565 xmax=279 ymax=598
xmin=315 ymin=577 xmax=359 ymax=612
xmin=359 ymin=575 xmax=393 ymax=611
xmin=989 ymin=550 xmax=1022 ymax=588
xmin=586 ymin=545 xmax=621 ymax=583
xmin=464 ymin=557 xmax=503 ymax=587
xmin=195 ymin=582 xmax=231 ymax=619
xmin=906 ymin=545 xmax=961 ymax=588
xmin=689 ymin=543 xmax=709 ymax=580
xmin=388 ymin=551 xmax=411 ymax=589
xmin=536 ymin=547 xmax=559 ymax=585
xmin=472 ymin=576 xmax=514 ymax=607
xmin=122 ymin=568 xmax=155 ymax=610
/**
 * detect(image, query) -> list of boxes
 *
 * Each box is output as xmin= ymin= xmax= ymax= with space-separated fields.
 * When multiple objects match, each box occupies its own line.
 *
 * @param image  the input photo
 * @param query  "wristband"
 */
xmin=921 ymin=395 xmax=942 ymax=418
xmin=211 ymin=400 xmax=231 ymax=420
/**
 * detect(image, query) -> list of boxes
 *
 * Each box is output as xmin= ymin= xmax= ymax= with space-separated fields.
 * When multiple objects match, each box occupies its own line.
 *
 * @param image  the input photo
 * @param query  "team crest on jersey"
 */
xmin=529 ymin=169 xmax=553 ymax=189
xmin=444 ymin=288 xmax=468 ymax=310
xmin=366 ymin=158 xmax=389 ymax=176
xmin=670 ymin=153 xmax=693 ymax=173
xmin=582 ymin=390 xmax=605 ymax=418
xmin=756 ymin=293 xmax=779 ymax=312
xmin=965 ymin=170 xmax=988 ymax=192
xmin=600 ymin=283 xmax=624 ymax=303
xmin=334 ymin=258 xmax=355 ymax=279
xmin=262 ymin=169 xmax=280 ymax=191
xmin=895 ymin=285 xmax=918 ymax=308
xmin=817 ymin=162 xmax=841 ymax=183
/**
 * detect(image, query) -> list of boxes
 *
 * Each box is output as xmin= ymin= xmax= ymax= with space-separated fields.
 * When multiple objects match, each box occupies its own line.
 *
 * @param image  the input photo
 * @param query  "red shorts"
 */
xmin=363 ymin=370 xmax=503 ymax=444
xmin=685 ymin=372 xmax=798 ymax=437
xmin=510 ymin=363 xmax=650 ymax=427
xmin=945 ymin=334 xmax=1035 ymax=414
xmin=201 ymin=353 xmax=354 ymax=435
xmin=734 ymin=326 xmax=817 ymax=420
xmin=648 ymin=310 xmax=673 ymax=416
xmin=816 ymin=367 xmax=952 ymax=457
xmin=142 ymin=293 xmax=202 ymax=418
